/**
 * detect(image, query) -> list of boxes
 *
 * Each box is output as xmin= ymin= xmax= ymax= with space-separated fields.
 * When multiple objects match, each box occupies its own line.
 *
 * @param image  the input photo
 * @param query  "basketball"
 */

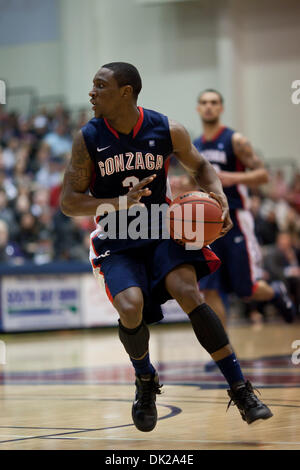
xmin=166 ymin=191 xmax=223 ymax=247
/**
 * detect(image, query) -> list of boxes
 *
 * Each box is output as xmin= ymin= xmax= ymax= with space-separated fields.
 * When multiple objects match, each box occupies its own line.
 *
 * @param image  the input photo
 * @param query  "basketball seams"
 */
xmin=178 ymin=199 xmax=221 ymax=209
xmin=168 ymin=218 xmax=223 ymax=224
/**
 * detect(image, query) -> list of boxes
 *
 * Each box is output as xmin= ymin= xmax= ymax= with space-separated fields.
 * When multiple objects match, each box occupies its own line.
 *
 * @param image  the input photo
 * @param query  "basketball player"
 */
xmin=194 ymin=89 xmax=296 ymax=327
xmin=60 ymin=64 xmax=272 ymax=432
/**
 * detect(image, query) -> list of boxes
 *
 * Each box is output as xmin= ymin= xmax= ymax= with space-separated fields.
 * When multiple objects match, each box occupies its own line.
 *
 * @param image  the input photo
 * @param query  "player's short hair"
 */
xmin=101 ymin=62 xmax=142 ymax=99
xmin=197 ymin=89 xmax=224 ymax=104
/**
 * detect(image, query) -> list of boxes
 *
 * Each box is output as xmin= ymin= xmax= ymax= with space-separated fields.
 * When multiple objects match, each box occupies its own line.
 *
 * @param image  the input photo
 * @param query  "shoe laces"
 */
xmin=138 ymin=377 xmax=163 ymax=407
xmin=227 ymin=381 xmax=261 ymax=412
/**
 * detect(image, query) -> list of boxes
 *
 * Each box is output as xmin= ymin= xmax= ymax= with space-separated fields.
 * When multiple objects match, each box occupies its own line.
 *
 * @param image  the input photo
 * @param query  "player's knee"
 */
xmin=172 ymin=283 xmax=204 ymax=312
xmin=118 ymin=303 xmax=143 ymax=328
xmin=114 ymin=299 xmax=143 ymax=328
xmin=113 ymin=288 xmax=144 ymax=328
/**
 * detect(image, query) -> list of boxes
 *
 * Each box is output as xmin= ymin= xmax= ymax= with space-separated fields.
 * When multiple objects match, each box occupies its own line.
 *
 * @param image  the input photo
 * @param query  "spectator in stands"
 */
xmin=0 ymin=188 xmax=17 ymax=232
xmin=52 ymin=210 xmax=87 ymax=261
xmin=33 ymin=230 xmax=54 ymax=265
xmin=36 ymin=206 xmax=54 ymax=245
xmin=2 ymin=136 xmax=19 ymax=175
xmin=269 ymin=169 xmax=288 ymax=201
xmin=32 ymin=109 xmax=49 ymax=140
xmin=1 ymin=112 xmax=20 ymax=143
xmin=15 ymin=212 xmax=39 ymax=261
xmin=284 ymin=206 xmax=300 ymax=243
xmin=0 ymin=219 xmax=23 ymax=264
xmin=0 ymin=168 xmax=18 ymax=201
xmin=75 ymin=109 xmax=89 ymax=130
xmin=36 ymin=154 xmax=62 ymax=189
xmin=43 ymin=121 xmax=72 ymax=158
xmin=14 ymin=143 xmax=31 ymax=180
xmin=31 ymin=188 xmax=51 ymax=218
xmin=250 ymin=194 xmax=266 ymax=245
xmin=14 ymin=192 xmax=31 ymax=217
xmin=287 ymin=172 xmax=300 ymax=214
xmin=257 ymin=204 xmax=279 ymax=246
xmin=263 ymin=231 xmax=300 ymax=314
xmin=18 ymin=116 xmax=36 ymax=146
xmin=34 ymin=142 xmax=51 ymax=182
xmin=51 ymin=103 xmax=70 ymax=131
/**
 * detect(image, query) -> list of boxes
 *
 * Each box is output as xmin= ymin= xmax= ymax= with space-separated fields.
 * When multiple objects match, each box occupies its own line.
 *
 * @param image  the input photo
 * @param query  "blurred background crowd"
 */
xmin=0 ymin=103 xmax=299 ymax=319
xmin=0 ymin=103 xmax=94 ymax=265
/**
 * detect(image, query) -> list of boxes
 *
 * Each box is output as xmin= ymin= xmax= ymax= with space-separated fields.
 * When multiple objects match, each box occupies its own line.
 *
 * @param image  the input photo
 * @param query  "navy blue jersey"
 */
xmin=193 ymin=126 xmax=250 ymax=210
xmin=84 ymin=107 xmax=222 ymax=318
xmin=82 ymin=107 xmax=173 ymax=214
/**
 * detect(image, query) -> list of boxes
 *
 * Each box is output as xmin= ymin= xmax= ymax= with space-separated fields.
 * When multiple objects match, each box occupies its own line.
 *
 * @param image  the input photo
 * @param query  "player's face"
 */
xmin=196 ymin=92 xmax=223 ymax=124
xmin=89 ymin=68 xmax=124 ymax=119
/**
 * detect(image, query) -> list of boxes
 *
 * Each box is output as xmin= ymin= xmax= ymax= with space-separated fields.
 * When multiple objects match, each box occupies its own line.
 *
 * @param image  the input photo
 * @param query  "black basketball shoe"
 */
xmin=132 ymin=373 xmax=163 ymax=432
xmin=227 ymin=380 xmax=273 ymax=424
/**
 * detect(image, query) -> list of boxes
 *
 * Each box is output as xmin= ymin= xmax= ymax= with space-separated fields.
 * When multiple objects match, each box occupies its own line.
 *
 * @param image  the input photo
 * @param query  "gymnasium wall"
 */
xmin=236 ymin=0 xmax=300 ymax=161
xmin=0 ymin=0 xmax=61 ymax=96
xmin=0 ymin=0 xmax=299 ymax=161
xmin=0 ymin=42 xmax=62 ymax=97
xmin=58 ymin=0 xmax=221 ymax=131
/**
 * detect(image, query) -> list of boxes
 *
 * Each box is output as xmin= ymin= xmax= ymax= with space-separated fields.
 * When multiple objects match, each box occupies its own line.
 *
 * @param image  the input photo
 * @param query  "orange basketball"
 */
xmin=166 ymin=191 xmax=223 ymax=248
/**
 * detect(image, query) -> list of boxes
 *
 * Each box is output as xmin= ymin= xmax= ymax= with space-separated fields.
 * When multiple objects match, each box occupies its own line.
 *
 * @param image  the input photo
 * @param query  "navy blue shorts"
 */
xmin=90 ymin=231 xmax=220 ymax=324
xmin=199 ymin=209 xmax=263 ymax=298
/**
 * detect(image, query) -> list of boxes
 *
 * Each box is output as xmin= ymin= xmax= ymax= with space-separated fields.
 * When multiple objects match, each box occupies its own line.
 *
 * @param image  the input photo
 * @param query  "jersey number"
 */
xmin=122 ymin=176 xmax=139 ymax=189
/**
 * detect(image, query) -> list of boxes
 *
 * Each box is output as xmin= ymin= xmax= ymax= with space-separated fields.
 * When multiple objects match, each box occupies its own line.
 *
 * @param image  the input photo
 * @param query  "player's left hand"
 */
xmin=209 ymin=192 xmax=233 ymax=237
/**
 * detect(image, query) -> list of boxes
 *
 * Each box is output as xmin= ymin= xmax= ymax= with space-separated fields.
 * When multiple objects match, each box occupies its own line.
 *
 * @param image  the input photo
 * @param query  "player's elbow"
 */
xmin=60 ymin=193 xmax=74 ymax=217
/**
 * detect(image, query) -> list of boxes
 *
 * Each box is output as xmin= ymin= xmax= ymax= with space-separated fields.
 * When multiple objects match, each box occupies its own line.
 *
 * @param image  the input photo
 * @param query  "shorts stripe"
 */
xmin=92 ymin=262 xmax=114 ymax=304
xmin=105 ymin=282 xmax=114 ymax=303
xmin=202 ymin=246 xmax=221 ymax=274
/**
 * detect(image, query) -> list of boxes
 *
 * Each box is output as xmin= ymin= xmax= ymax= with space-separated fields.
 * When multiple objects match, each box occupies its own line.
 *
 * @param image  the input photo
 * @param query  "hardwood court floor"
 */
xmin=0 ymin=320 xmax=300 ymax=450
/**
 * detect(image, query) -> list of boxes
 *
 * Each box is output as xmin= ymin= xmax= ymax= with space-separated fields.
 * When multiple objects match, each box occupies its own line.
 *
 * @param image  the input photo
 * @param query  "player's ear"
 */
xmin=121 ymin=85 xmax=134 ymax=99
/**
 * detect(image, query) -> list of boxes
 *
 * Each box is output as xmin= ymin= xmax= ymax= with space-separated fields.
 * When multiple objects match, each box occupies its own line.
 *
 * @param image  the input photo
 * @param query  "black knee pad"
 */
xmin=188 ymin=303 xmax=229 ymax=354
xmin=118 ymin=320 xmax=150 ymax=359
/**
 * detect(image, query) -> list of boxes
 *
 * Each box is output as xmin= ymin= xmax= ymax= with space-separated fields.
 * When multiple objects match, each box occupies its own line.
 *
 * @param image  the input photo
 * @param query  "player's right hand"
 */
xmin=209 ymin=191 xmax=233 ymax=237
xmin=126 ymin=174 xmax=157 ymax=209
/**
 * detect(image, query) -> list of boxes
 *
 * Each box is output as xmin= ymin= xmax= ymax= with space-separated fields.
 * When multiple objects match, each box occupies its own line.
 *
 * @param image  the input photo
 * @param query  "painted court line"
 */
xmin=0 ymin=403 xmax=181 ymax=445
xmin=0 ymin=425 xmax=88 ymax=431
xmin=42 ymin=436 xmax=300 ymax=446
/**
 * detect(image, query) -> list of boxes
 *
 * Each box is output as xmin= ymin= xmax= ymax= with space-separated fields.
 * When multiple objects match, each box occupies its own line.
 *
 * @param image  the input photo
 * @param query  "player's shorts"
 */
xmin=199 ymin=209 xmax=263 ymax=298
xmin=89 ymin=227 xmax=221 ymax=324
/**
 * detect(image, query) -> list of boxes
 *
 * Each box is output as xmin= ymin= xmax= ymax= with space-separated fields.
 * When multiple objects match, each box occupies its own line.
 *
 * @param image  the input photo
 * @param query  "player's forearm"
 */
xmin=60 ymin=191 xmax=118 ymax=217
xmin=223 ymin=169 xmax=269 ymax=187
xmin=243 ymin=168 xmax=269 ymax=186
xmin=194 ymin=160 xmax=227 ymax=198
